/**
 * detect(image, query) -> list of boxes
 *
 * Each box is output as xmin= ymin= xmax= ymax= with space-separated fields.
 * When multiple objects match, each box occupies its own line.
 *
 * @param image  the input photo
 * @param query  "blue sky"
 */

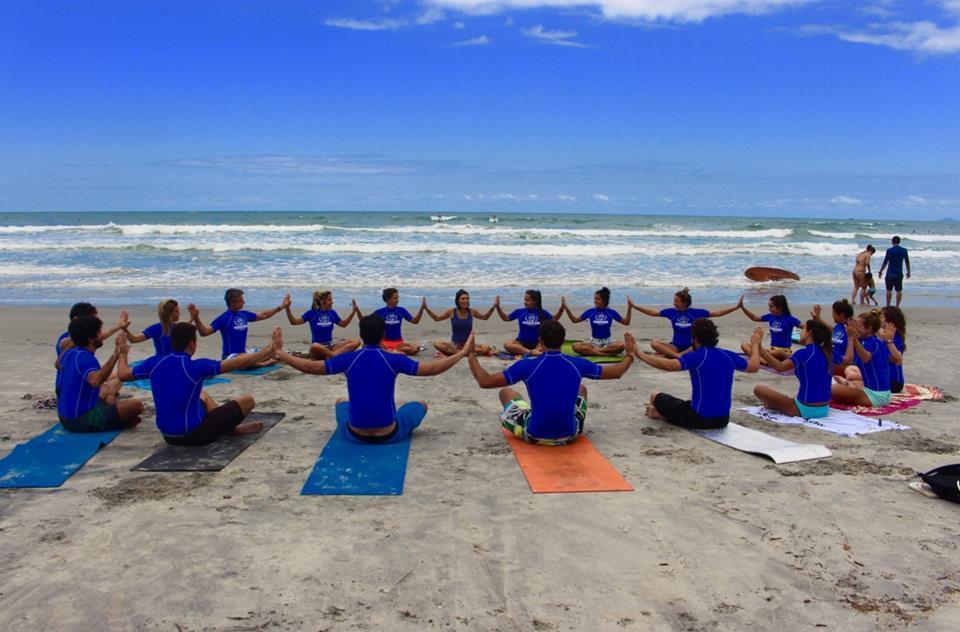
xmin=0 ymin=0 xmax=958 ymax=218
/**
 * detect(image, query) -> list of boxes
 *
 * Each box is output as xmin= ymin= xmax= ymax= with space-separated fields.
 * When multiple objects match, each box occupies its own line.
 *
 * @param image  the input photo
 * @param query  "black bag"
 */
xmin=919 ymin=464 xmax=960 ymax=504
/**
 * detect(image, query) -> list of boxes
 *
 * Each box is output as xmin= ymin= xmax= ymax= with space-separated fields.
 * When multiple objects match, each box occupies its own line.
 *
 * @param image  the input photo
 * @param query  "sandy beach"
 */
xmin=1 ymin=303 xmax=958 ymax=631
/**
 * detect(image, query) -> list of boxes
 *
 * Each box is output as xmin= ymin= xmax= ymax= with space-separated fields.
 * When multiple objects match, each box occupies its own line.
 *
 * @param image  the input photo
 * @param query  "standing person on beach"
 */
xmin=753 ymin=319 xmax=834 ymax=419
xmin=740 ymin=294 xmax=801 ymax=363
xmin=558 ymin=287 xmax=632 ymax=356
xmin=630 ymin=288 xmax=742 ymax=359
xmin=356 ymin=288 xmax=426 ymax=356
xmin=283 ymin=291 xmax=361 ymax=359
xmin=466 ymin=320 xmax=636 ymax=446
xmin=55 ymin=302 xmax=129 ymax=396
xmin=635 ymin=319 xmax=762 ymax=429
xmin=123 ymin=298 xmax=181 ymax=357
xmin=495 ymin=290 xmax=560 ymax=356
xmin=424 ymin=289 xmax=496 ymax=356
xmin=852 ymin=245 xmax=876 ymax=304
xmin=56 ymin=315 xmax=144 ymax=432
xmin=189 ymin=288 xmax=285 ymax=363
xmin=878 ymin=236 xmax=911 ymax=307
xmin=274 ymin=315 xmax=469 ymax=444
xmin=831 ymin=311 xmax=901 ymax=408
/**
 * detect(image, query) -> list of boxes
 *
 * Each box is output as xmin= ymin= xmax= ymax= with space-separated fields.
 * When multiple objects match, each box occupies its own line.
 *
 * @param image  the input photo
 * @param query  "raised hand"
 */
xmin=737 ymin=294 xmax=745 ymax=307
xmin=750 ymin=325 xmax=764 ymax=346
xmin=463 ymin=332 xmax=476 ymax=356
xmin=879 ymin=322 xmax=896 ymax=342
xmin=494 ymin=295 xmax=501 ymax=306
xmin=281 ymin=294 xmax=292 ymax=309
xmin=115 ymin=332 xmax=130 ymax=355
xmin=624 ymin=331 xmax=636 ymax=356
xmin=626 ymin=295 xmax=635 ymax=309
xmin=845 ymin=319 xmax=861 ymax=339
xmin=271 ymin=326 xmax=283 ymax=351
xmin=116 ymin=310 xmax=130 ymax=329
xmin=351 ymin=298 xmax=359 ymax=313
xmin=187 ymin=303 xmax=200 ymax=321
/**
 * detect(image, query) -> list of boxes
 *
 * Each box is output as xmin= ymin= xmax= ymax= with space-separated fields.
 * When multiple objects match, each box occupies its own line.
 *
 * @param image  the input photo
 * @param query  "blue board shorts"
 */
xmin=335 ymin=400 xmax=426 ymax=445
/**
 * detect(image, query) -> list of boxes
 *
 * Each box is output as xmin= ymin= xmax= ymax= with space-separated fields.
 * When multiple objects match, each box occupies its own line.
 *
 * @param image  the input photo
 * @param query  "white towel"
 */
xmin=740 ymin=406 xmax=910 ymax=437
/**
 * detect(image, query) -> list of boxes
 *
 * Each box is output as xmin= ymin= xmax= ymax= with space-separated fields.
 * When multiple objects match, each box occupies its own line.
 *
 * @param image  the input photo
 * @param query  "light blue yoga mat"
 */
xmin=301 ymin=432 xmax=412 ymax=496
xmin=128 ymin=376 xmax=230 ymax=390
xmin=231 ymin=364 xmax=281 ymax=376
xmin=0 ymin=424 xmax=122 ymax=488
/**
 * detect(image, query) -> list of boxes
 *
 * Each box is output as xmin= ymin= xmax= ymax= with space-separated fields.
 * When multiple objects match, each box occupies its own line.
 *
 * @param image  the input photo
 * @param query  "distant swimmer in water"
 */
xmin=740 ymin=294 xmax=801 ymax=364
xmin=558 ymin=287 xmax=632 ymax=356
xmin=189 ymin=288 xmax=285 ymax=365
xmin=424 ymin=289 xmax=495 ymax=356
xmin=495 ymin=289 xmax=560 ymax=356
xmin=283 ymin=291 xmax=361 ymax=359
xmin=629 ymin=288 xmax=743 ymax=359
xmin=124 ymin=298 xmax=181 ymax=357
xmin=852 ymin=244 xmax=875 ymax=305
xmin=356 ymin=288 xmax=425 ymax=356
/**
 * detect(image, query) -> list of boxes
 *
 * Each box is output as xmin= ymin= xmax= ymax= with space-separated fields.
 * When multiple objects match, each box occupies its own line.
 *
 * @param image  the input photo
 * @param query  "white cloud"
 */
xmin=170 ymin=155 xmax=410 ymax=175
xmin=556 ymin=194 xmax=577 ymax=201
xmin=593 ymin=193 xmax=610 ymax=201
xmin=325 ymin=17 xmax=407 ymax=31
xmin=831 ymin=195 xmax=863 ymax=205
xmin=453 ymin=35 xmax=491 ymax=45
xmin=454 ymin=20 xmax=466 ymax=28
xmin=428 ymin=0 xmax=815 ymax=23
xmin=523 ymin=24 xmax=589 ymax=46
xmin=836 ymin=20 xmax=960 ymax=55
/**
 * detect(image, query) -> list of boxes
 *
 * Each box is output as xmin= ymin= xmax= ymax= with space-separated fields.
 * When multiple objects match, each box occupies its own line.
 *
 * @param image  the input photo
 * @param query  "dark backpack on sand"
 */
xmin=919 ymin=464 xmax=960 ymax=504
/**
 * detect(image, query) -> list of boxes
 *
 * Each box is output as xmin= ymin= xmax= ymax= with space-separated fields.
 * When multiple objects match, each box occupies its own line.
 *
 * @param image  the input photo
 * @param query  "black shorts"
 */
xmin=163 ymin=400 xmax=245 ymax=446
xmin=890 ymin=381 xmax=904 ymax=394
xmin=517 ymin=338 xmax=538 ymax=351
xmin=885 ymin=275 xmax=903 ymax=292
xmin=653 ymin=393 xmax=729 ymax=430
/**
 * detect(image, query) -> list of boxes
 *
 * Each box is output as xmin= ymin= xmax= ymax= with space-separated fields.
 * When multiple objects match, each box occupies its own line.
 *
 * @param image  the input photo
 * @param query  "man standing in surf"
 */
xmin=879 ymin=236 xmax=911 ymax=307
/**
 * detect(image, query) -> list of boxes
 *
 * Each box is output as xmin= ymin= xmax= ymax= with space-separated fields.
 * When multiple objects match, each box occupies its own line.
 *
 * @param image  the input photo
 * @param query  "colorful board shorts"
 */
xmin=381 ymin=339 xmax=405 ymax=351
xmin=499 ymin=396 xmax=587 ymax=446
xmin=59 ymin=400 xmax=123 ymax=433
xmin=588 ymin=337 xmax=613 ymax=348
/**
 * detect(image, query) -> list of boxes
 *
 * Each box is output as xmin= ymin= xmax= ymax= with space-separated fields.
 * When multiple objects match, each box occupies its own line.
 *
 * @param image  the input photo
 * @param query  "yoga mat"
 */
xmin=128 ymin=376 xmax=230 ymax=391
xmin=561 ymin=340 xmax=623 ymax=363
xmin=691 ymin=422 xmax=831 ymax=464
xmin=131 ymin=412 xmax=285 ymax=472
xmin=741 ymin=406 xmax=910 ymax=437
xmin=830 ymin=383 xmax=944 ymax=417
xmin=231 ymin=364 xmax=281 ymax=376
xmin=739 ymin=353 xmax=794 ymax=376
xmin=503 ymin=429 xmax=633 ymax=493
xmin=0 ymin=424 xmax=122 ymax=488
xmin=301 ymin=431 xmax=412 ymax=496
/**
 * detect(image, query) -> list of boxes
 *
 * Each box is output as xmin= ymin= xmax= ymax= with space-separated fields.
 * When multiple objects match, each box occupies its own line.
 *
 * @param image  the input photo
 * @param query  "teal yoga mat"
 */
xmin=0 ymin=424 xmax=122 ymax=488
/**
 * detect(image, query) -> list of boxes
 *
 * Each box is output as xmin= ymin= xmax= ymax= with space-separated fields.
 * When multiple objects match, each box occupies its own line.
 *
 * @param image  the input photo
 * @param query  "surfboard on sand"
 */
xmin=744 ymin=266 xmax=800 ymax=282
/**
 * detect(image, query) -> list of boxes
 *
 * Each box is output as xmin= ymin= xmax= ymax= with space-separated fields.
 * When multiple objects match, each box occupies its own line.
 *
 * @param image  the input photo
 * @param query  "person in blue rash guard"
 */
xmin=635 ymin=319 xmax=762 ymax=429
xmin=467 ymin=320 xmax=636 ymax=446
xmin=753 ymin=319 xmax=834 ymax=419
xmin=558 ymin=286 xmax=633 ymax=356
xmin=189 ymin=288 xmax=285 ymax=364
xmin=357 ymin=288 xmax=426 ymax=356
xmin=741 ymin=294 xmax=802 ymax=364
xmin=880 ymin=306 xmax=907 ymax=393
xmin=283 ymin=290 xmax=361 ymax=359
xmin=830 ymin=311 xmax=902 ymax=408
xmin=811 ymin=299 xmax=855 ymax=376
xmin=878 ymin=235 xmax=911 ymax=307
xmin=117 ymin=324 xmax=281 ymax=445
xmin=56 ymin=316 xmax=144 ymax=432
xmin=424 ymin=289 xmax=496 ymax=356
xmin=123 ymin=298 xmax=180 ymax=356
xmin=495 ymin=289 xmax=561 ymax=356
xmin=274 ymin=315 xmax=469 ymax=443
xmin=55 ymin=302 xmax=129 ymax=395
xmin=630 ymin=288 xmax=743 ymax=359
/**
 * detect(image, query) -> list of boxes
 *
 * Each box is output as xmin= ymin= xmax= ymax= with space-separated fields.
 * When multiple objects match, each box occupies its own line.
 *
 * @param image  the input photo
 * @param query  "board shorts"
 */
xmin=59 ymin=400 xmax=123 ymax=433
xmin=311 ymin=341 xmax=334 ymax=350
xmin=885 ymin=275 xmax=903 ymax=292
xmin=863 ymin=387 xmax=892 ymax=408
xmin=794 ymin=399 xmax=830 ymax=419
xmin=336 ymin=400 xmax=426 ymax=445
xmin=381 ymin=339 xmax=405 ymax=351
xmin=163 ymin=400 xmax=246 ymax=446
xmin=588 ymin=337 xmax=613 ymax=348
xmin=499 ymin=396 xmax=587 ymax=446
xmin=652 ymin=393 xmax=729 ymax=430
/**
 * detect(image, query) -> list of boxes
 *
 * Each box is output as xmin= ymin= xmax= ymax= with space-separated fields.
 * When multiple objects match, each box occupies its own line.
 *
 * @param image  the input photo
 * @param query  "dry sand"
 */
xmin=1 ymin=303 xmax=958 ymax=631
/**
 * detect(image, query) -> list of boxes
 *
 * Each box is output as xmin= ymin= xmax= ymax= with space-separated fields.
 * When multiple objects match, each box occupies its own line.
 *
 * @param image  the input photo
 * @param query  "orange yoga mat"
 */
xmin=502 ymin=429 xmax=633 ymax=493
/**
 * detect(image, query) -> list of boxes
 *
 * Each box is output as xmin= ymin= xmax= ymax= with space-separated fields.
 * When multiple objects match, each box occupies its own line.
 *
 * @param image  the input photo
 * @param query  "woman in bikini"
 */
xmin=424 ymin=289 xmax=495 ymax=356
xmin=852 ymin=245 xmax=876 ymax=304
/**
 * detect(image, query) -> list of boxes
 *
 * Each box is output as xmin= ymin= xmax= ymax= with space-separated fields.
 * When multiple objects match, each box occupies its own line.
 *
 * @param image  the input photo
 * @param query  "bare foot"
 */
xmin=234 ymin=421 xmax=263 ymax=435
xmin=645 ymin=405 xmax=663 ymax=420
xmin=125 ymin=417 xmax=143 ymax=429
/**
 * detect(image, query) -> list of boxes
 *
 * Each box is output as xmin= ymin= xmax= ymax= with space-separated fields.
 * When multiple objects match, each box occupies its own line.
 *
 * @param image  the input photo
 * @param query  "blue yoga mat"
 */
xmin=301 ymin=432 xmax=412 ymax=496
xmin=128 ymin=376 xmax=230 ymax=390
xmin=231 ymin=364 xmax=281 ymax=376
xmin=0 ymin=424 xmax=122 ymax=488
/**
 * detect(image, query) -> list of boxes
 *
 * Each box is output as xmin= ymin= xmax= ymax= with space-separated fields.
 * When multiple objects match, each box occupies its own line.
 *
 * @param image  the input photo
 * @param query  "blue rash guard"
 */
xmin=210 ymin=309 xmax=258 ymax=358
xmin=677 ymin=346 xmax=748 ymax=418
xmin=57 ymin=347 xmax=101 ymax=420
xmin=374 ymin=306 xmax=413 ymax=341
xmin=761 ymin=313 xmax=802 ymax=348
xmin=580 ymin=308 xmax=623 ymax=340
xmin=790 ymin=344 xmax=832 ymax=404
xmin=324 ymin=346 xmax=420 ymax=428
xmin=508 ymin=308 xmax=552 ymax=344
xmin=883 ymin=245 xmax=909 ymax=277
xmin=854 ymin=336 xmax=892 ymax=392
xmin=301 ymin=309 xmax=341 ymax=345
xmin=832 ymin=323 xmax=848 ymax=365
xmin=142 ymin=322 xmax=173 ymax=356
xmin=54 ymin=330 xmax=70 ymax=393
xmin=502 ymin=351 xmax=602 ymax=439
xmin=659 ymin=308 xmax=710 ymax=350
xmin=132 ymin=353 xmax=222 ymax=436
xmin=891 ymin=332 xmax=904 ymax=385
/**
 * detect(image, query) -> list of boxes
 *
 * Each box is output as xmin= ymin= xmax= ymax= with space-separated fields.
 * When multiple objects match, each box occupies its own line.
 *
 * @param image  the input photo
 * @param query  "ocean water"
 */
xmin=1 ymin=211 xmax=958 ymax=309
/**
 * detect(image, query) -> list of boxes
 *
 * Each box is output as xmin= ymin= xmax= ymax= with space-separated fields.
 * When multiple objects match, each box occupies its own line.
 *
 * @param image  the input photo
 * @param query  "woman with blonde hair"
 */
xmin=125 ymin=298 xmax=181 ymax=356
xmin=283 ymin=291 xmax=360 ymax=359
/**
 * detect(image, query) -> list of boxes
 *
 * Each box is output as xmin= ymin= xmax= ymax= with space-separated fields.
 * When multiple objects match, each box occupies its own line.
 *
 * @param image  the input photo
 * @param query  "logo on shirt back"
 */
xmin=232 ymin=315 xmax=249 ymax=331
